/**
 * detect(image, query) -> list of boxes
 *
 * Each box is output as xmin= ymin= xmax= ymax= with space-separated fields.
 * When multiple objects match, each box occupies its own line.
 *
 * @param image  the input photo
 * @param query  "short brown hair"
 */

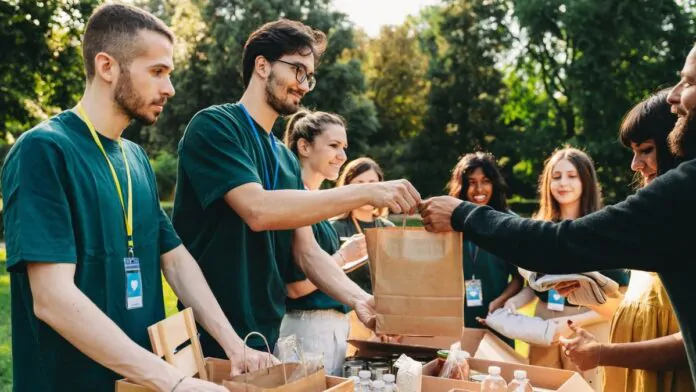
xmin=82 ymin=2 xmax=174 ymax=81
xmin=242 ymin=19 xmax=327 ymax=87
xmin=619 ymin=89 xmax=677 ymax=185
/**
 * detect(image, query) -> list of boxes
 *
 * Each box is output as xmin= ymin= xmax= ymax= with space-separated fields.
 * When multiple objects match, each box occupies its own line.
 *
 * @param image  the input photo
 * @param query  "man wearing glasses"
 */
xmin=172 ymin=19 xmax=421 ymax=357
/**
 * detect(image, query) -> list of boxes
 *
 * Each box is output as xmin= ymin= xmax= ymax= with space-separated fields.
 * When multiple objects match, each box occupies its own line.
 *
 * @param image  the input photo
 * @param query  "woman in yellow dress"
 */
xmin=561 ymin=90 xmax=693 ymax=392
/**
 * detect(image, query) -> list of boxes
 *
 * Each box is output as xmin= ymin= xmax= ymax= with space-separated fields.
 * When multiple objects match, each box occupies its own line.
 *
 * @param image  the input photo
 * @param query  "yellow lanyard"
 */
xmin=76 ymin=104 xmax=134 ymax=254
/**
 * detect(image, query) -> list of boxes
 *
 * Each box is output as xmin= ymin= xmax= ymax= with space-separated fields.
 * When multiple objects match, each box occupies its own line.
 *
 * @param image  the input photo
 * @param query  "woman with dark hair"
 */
xmin=331 ymin=157 xmax=395 ymax=294
xmin=447 ymin=152 xmax=523 ymax=347
xmin=619 ymin=89 xmax=677 ymax=186
xmin=561 ymin=91 xmax=694 ymax=392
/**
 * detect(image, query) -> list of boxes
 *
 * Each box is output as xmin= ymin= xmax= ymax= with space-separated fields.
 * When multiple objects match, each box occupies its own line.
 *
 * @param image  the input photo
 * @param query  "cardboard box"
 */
xmin=421 ymin=358 xmax=593 ymax=392
xmin=116 ymin=357 xmax=233 ymax=391
xmin=117 ymin=360 xmax=353 ymax=392
xmin=223 ymin=363 xmax=353 ymax=392
xmin=347 ymin=328 xmax=527 ymax=364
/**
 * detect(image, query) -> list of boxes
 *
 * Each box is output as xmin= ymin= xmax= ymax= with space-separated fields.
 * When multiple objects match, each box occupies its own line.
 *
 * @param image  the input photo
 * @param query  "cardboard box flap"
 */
xmin=461 ymin=328 xmax=528 ymax=364
xmin=347 ymin=334 xmax=458 ymax=356
xmin=347 ymin=328 xmax=527 ymax=365
xmin=466 ymin=358 xmax=593 ymax=391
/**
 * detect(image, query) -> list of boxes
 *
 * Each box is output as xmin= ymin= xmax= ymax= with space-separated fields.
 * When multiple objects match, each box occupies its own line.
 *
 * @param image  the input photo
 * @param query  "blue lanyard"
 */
xmin=467 ymin=241 xmax=480 ymax=280
xmin=239 ymin=103 xmax=280 ymax=190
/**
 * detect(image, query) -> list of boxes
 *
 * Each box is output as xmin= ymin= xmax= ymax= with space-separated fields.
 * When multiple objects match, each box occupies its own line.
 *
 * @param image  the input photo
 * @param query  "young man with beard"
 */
xmin=2 ymin=4 xmax=269 ymax=391
xmin=419 ymin=44 xmax=696 ymax=387
xmin=172 ymin=19 xmax=421 ymax=356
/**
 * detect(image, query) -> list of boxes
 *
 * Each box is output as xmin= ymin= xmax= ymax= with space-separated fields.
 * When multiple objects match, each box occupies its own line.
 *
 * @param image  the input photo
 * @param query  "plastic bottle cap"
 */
xmin=488 ymin=366 xmax=501 ymax=376
xmin=383 ymin=374 xmax=396 ymax=383
xmin=373 ymin=380 xmax=385 ymax=388
xmin=514 ymin=370 xmax=527 ymax=380
xmin=359 ymin=370 xmax=371 ymax=379
xmin=457 ymin=350 xmax=471 ymax=360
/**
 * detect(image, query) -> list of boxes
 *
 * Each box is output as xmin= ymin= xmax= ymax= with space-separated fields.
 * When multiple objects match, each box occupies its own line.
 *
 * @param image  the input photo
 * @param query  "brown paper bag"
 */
xmin=223 ymin=363 xmax=352 ymax=392
xmin=366 ymin=226 xmax=464 ymax=336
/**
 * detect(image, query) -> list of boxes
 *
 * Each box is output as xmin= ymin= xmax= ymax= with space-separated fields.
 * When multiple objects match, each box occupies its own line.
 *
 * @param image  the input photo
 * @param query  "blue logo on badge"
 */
xmin=126 ymin=272 xmax=142 ymax=296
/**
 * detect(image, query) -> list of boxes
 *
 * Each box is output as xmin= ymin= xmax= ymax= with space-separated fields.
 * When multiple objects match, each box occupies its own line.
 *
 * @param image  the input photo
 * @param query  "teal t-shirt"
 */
xmin=172 ymin=103 xmax=303 ymax=353
xmin=286 ymin=220 xmax=347 ymax=313
xmin=463 ymin=240 xmax=518 ymax=326
xmin=330 ymin=216 xmax=395 ymax=294
xmin=2 ymin=111 xmax=181 ymax=391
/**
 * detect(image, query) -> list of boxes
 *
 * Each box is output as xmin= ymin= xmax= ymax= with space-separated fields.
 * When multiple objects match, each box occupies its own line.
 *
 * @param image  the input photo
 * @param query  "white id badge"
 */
xmin=124 ymin=257 xmax=143 ymax=310
xmin=465 ymin=279 xmax=483 ymax=307
xmin=547 ymin=288 xmax=565 ymax=312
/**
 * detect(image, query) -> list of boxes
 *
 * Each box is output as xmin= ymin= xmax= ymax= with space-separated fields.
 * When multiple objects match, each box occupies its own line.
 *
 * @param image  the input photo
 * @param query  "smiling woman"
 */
xmin=446 ymin=152 xmax=523 ymax=347
xmin=278 ymin=109 xmax=357 ymax=376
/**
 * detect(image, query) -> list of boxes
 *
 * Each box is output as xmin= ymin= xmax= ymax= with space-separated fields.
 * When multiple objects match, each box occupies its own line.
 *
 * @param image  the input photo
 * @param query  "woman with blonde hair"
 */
xmin=278 ymin=109 xmax=366 ymax=375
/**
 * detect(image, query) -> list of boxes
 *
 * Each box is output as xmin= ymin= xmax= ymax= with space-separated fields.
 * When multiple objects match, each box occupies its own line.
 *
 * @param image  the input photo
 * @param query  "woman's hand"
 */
xmin=338 ymin=234 xmax=367 ymax=264
xmin=560 ymin=321 xmax=602 ymax=371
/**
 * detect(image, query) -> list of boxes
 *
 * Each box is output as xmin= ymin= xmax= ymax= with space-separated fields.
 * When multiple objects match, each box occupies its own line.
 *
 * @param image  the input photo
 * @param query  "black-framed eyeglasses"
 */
xmin=274 ymin=59 xmax=316 ymax=91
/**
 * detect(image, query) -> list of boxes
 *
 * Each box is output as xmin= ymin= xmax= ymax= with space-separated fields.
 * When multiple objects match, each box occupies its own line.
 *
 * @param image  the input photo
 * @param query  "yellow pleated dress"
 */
xmin=603 ymin=271 xmax=694 ymax=392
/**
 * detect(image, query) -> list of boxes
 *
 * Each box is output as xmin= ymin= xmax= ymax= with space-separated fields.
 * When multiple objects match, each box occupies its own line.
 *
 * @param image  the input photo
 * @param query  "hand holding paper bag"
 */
xmin=420 ymin=196 xmax=463 ymax=233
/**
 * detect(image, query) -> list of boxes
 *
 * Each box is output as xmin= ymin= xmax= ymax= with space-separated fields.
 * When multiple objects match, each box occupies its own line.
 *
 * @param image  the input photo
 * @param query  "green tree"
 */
xmin=360 ymin=21 xmax=430 ymax=180
xmin=512 ymin=0 xmax=696 ymax=201
xmin=132 ymin=0 xmax=378 ymax=161
xmin=403 ymin=0 xmax=513 ymax=197
xmin=0 ymin=1 xmax=96 ymax=140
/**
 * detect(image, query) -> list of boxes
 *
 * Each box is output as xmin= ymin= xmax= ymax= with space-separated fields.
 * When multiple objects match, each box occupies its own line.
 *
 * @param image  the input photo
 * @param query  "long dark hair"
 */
xmin=619 ymin=89 xmax=677 ymax=185
xmin=534 ymin=147 xmax=602 ymax=221
xmin=447 ymin=152 xmax=508 ymax=212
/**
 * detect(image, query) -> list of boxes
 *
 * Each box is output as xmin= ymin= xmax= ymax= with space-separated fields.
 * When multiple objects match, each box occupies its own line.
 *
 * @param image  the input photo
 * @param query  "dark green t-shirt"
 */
xmin=2 ymin=111 xmax=181 ymax=392
xmin=172 ymin=104 xmax=303 ymax=353
xmin=533 ymin=269 xmax=631 ymax=306
xmin=463 ymin=240 xmax=519 ymax=327
xmin=286 ymin=220 xmax=347 ymax=313
xmin=331 ymin=216 xmax=394 ymax=294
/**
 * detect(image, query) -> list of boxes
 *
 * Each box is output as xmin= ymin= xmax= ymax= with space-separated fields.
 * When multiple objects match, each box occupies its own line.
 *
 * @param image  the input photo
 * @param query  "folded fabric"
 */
xmin=485 ymin=308 xmax=557 ymax=347
xmin=518 ymin=268 xmax=621 ymax=306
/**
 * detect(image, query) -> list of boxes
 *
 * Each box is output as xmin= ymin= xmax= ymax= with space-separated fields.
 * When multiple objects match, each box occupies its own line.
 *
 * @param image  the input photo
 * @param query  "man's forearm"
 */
xmin=600 ymin=333 xmax=687 ymax=370
xmin=162 ymin=245 xmax=245 ymax=358
xmin=294 ymin=237 xmax=369 ymax=308
xmin=34 ymin=285 xmax=182 ymax=391
xmin=287 ymin=250 xmax=345 ymax=299
xmin=230 ymin=183 xmax=373 ymax=231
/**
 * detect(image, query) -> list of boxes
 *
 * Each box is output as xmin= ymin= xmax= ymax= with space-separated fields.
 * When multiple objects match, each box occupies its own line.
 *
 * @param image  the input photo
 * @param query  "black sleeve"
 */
xmin=450 ymin=159 xmax=696 ymax=274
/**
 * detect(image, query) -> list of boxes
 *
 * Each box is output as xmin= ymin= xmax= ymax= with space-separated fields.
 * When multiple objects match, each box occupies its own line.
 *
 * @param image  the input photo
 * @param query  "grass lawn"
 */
xmin=1 ymin=250 xmax=12 ymax=392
